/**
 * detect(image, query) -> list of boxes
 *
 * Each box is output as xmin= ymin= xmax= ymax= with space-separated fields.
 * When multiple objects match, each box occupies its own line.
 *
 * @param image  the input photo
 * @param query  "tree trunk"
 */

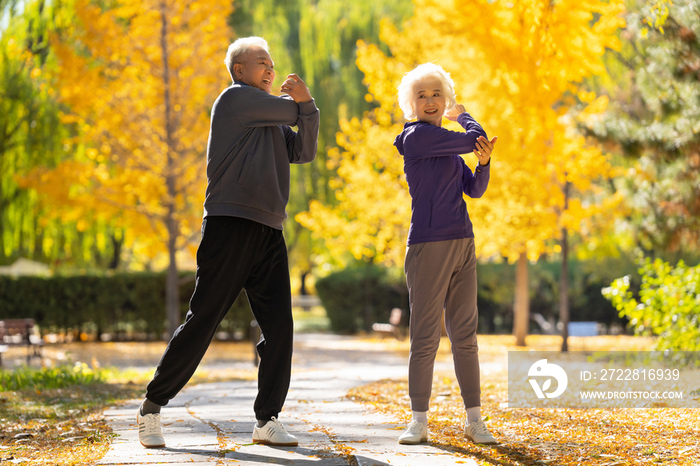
xmin=300 ymin=271 xmax=308 ymax=296
xmin=160 ymin=3 xmax=180 ymax=338
xmin=166 ymin=226 xmax=179 ymax=338
xmin=560 ymin=226 xmax=569 ymax=352
xmin=363 ymin=260 xmax=374 ymax=332
xmin=560 ymin=181 xmax=570 ymax=352
xmin=513 ymin=252 xmax=530 ymax=346
xmin=108 ymin=232 xmax=122 ymax=270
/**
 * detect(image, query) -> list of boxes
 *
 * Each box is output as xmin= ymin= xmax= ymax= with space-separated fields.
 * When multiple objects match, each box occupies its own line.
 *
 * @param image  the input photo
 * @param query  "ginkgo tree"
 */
xmin=19 ymin=0 xmax=233 ymax=336
xmin=298 ymin=0 xmax=626 ymax=345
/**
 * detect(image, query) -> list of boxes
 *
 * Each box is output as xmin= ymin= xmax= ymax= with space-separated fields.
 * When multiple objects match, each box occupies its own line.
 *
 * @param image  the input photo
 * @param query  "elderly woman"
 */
xmin=393 ymin=63 xmax=498 ymax=445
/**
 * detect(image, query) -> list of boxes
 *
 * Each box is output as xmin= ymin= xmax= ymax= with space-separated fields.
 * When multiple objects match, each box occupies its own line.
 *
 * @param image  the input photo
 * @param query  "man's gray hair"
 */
xmin=397 ymin=63 xmax=457 ymax=120
xmin=224 ymin=37 xmax=269 ymax=81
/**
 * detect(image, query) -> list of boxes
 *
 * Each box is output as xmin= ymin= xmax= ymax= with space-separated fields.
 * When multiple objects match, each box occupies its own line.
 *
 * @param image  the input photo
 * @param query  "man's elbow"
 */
xmin=306 ymin=143 xmax=319 ymax=162
xmin=296 ymin=148 xmax=317 ymax=164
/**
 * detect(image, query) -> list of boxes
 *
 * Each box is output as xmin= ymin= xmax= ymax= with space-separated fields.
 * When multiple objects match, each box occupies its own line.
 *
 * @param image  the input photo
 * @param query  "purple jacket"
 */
xmin=394 ymin=113 xmax=490 ymax=246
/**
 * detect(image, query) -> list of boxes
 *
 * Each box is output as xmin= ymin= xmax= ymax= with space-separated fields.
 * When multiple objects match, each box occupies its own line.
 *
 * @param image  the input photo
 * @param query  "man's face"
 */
xmin=234 ymin=46 xmax=275 ymax=94
xmin=413 ymin=77 xmax=446 ymax=126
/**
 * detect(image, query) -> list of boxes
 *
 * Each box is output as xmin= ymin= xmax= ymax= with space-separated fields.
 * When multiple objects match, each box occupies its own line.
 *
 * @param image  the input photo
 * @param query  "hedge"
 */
xmin=0 ymin=258 xmax=635 ymax=339
xmin=0 ymin=272 xmax=253 ymax=340
xmin=317 ymin=258 xmax=632 ymax=335
xmin=315 ymin=264 xmax=409 ymax=334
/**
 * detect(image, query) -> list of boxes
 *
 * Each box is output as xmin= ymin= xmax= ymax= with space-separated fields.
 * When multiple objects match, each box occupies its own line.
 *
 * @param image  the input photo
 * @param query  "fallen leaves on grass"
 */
xmin=350 ymin=375 xmax=700 ymax=465
xmin=0 ymin=384 xmax=139 ymax=466
xmin=352 ymin=334 xmax=659 ymax=362
xmin=347 ymin=335 xmax=700 ymax=466
xmin=0 ymin=361 xmax=255 ymax=465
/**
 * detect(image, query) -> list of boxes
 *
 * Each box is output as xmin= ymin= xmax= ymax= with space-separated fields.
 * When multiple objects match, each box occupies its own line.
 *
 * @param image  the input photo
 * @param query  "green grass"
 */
xmin=0 ymin=364 xmax=143 ymax=464
xmin=0 ymin=363 xmax=108 ymax=392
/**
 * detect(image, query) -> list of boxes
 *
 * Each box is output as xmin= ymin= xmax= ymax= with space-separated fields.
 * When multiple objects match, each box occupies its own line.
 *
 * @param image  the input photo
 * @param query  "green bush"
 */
xmin=603 ymin=258 xmax=700 ymax=350
xmin=0 ymin=273 xmax=253 ymax=340
xmin=315 ymin=264 xmax=408 ymax=334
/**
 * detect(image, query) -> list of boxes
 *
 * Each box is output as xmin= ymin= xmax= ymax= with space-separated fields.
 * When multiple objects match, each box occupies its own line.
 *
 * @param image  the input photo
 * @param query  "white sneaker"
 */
xmin=398 ymin=420 xmax=428 ymax=445
xmin=252 ymin=417 xmax=299 ymax=446
xmin=137 ymin=410 xmax=165 ymax=448
xmin=465 ymin=419 xmax=498 ymax=445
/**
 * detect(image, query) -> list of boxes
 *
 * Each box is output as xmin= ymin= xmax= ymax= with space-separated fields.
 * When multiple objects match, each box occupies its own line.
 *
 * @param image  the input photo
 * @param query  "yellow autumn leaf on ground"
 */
xmin=348 ymin=335 xmax=700 ymax=466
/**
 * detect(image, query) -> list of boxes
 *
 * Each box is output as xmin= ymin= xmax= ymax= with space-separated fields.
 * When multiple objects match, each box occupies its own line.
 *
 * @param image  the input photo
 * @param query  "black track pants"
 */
xmin=145 ymin=216 xmax=293 ymax=421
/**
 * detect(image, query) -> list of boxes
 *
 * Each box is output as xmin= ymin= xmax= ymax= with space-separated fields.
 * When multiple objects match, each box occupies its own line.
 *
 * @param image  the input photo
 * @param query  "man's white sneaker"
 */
xmin=465 ymin=419 xmax=498 ymax=445
xmin=252 ymin=417 xmax=299 ymax=446
xmin=398 ymin=420 xmax=428 ymax=445
xmin=137 ymin=411 xmax=165 ymax=448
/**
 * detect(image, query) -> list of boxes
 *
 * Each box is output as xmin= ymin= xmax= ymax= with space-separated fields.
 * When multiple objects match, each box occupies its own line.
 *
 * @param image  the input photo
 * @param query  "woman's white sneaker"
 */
xmin=252 ymin=417 xmax=299 ymax=446
xmin=137 ymin=411 xmax=165 ymax=448
xmin=465 ymin=419 xmax=498 ymax=445
xmin=398 ymin=420 xmax=428 ymax=444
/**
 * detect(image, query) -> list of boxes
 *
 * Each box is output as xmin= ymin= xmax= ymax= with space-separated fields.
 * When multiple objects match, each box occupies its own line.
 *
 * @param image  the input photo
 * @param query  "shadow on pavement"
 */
xmin=157 ymin=445 xmax=393 ymax=465
xmin=431 ymin=441 xmax=538 ymax=466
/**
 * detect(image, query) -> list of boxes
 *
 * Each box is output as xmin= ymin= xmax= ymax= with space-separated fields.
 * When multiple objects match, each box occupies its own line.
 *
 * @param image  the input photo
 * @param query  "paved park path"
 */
xmin=98 ymin=333 xmax=480 ymax=466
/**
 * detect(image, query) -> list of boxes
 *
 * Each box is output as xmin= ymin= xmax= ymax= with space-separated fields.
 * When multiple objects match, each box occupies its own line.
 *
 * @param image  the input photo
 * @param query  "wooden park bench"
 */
xmin=0 ymin=319 xmax=44 ymax=367
xmin=372 ymin=307 xmax=404 ymax=340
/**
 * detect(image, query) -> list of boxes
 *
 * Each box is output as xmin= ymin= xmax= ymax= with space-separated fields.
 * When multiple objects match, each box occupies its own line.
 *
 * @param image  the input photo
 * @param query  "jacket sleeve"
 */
xmin=461 ymin=158 xmax=490 ymax=198
xmin=407 ymin=112 xmax=487 ymax=160
xmin=226 ymin=85 xmax=302 ymax=127
xmin=283 ymin=100 xmax=320 ymax=164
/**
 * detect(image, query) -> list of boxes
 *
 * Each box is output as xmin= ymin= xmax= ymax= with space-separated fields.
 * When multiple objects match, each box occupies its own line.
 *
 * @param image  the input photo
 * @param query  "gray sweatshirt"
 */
xmin=202 ymin=81 xmax=320 ymax=229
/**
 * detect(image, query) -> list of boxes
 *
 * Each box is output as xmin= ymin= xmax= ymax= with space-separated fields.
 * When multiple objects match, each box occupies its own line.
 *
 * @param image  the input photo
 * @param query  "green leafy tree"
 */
xmin=580 ymin=0 xmax=700 ymax=257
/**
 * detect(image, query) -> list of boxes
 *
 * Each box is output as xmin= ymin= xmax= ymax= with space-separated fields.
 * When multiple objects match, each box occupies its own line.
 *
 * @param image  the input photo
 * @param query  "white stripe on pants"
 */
xmin=404 ymin=237 xmax=480 ymax=412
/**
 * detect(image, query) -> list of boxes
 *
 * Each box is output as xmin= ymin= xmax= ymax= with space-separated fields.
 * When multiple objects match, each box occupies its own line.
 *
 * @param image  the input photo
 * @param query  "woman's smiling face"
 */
xmin=412 ymin=76 xmax=445 ymax=126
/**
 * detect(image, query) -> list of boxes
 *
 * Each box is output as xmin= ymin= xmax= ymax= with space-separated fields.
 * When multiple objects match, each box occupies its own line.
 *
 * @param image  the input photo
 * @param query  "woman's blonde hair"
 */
xmin=224 ymin=37 xmax=269 ymax=81
xmin=397 ymin=63 xmax=456 ymax=120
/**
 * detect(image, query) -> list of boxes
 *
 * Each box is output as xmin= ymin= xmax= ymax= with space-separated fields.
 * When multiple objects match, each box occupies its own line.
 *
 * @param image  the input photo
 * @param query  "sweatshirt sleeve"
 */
xmin=407 ymin=112 xmax=487 ymax=160
xmin=283 ymin=100 xmax=320 ymax=164
xmin=461 ymin=157 xmax=490 ymax=198
xmin=225 ymin=85 xmax=302 ymax=127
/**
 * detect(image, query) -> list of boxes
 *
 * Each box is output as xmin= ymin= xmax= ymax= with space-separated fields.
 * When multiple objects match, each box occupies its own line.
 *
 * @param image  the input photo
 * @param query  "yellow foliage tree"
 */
xmin=19 ymin=0 xmax=233 ymax=336
xmin=298 ymin=0 xmax=626 ymax=345
xmin=297 ymin=110 xmax=410 ymax=267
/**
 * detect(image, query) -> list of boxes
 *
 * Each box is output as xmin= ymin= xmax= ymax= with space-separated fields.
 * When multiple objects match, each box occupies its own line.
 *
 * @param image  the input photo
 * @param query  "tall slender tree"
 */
xmin=20 ymin=0 xmax=233 ymax=336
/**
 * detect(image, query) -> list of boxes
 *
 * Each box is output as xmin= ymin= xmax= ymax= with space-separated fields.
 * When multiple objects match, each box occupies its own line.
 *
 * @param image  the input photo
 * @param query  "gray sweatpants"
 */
xmin=404 ymin=237 xmax=480 ymax=412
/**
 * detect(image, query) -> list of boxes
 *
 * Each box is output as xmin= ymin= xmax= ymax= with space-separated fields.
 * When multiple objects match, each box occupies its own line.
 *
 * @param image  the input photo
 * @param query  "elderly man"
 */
xmin=136 ymin=36 xmax=320 ymax=448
